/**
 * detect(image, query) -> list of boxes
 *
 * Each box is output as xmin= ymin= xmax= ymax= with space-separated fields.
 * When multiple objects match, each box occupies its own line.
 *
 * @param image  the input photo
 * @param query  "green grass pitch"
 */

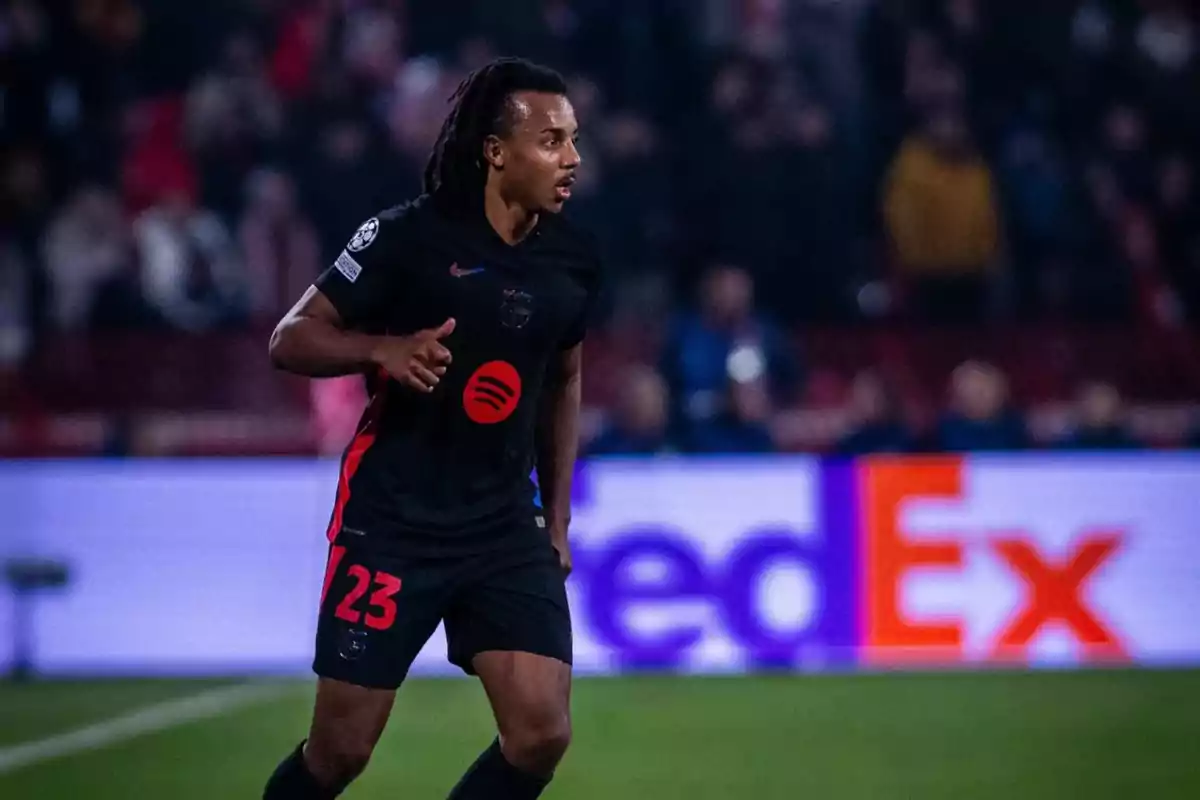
xmin=2 ymin=670 xmax=1198 ymax=798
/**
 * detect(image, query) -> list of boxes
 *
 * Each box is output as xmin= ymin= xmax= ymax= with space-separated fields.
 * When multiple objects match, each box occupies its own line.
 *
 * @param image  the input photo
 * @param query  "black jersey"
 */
xmin=313 ymin=195 xmax=602 ymax=555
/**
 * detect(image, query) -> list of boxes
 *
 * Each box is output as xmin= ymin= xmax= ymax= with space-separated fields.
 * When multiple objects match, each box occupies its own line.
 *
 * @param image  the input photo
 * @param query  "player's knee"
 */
xmin=503 ymin=713 xmax=572 ymax=773
xmin=305 ymin=735 xmax=375 ymax=787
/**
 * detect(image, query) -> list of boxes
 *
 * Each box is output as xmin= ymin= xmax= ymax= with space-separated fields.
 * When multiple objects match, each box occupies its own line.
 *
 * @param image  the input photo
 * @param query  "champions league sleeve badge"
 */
xmin=347 ymin=218 xmax=380 ymax=252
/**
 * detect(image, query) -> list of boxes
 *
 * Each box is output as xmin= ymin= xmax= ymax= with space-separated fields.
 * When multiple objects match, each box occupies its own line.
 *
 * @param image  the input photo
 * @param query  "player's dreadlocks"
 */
xmin=424 ymin=57 xmax=568 ymax=214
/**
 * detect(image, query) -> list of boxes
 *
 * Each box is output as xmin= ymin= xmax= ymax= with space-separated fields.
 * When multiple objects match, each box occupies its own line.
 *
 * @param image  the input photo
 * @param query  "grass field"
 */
xmin=1 ymin=670 xmax=1198 ymax=798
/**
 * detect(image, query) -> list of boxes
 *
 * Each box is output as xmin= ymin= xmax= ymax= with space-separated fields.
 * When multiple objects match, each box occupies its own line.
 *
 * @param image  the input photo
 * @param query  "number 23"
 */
xmin=325 ymin=546 xmax=402 ymax=631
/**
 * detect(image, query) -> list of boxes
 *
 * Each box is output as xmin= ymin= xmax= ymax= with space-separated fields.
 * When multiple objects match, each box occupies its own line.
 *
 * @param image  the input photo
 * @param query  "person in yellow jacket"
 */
xmin=883 ymin=109 xmax=1005 ymax=323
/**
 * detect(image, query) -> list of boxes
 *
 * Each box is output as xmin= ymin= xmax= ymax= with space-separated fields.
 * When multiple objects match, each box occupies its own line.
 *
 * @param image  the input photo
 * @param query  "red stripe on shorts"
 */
xmin=325 ymin=369 xmax=388 ymax=542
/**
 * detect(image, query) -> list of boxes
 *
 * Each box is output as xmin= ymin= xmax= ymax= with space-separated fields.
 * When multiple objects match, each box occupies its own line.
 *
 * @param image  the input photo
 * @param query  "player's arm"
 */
xmin=269 ymin=215 xmax=454 ymax=391
xmin=271 ymin=288 xmax=455 ymax=389
xmin=269 ymin=286 xmax=388 ymax=377
xmin=536 ymin=341 xmax=583 ymax=574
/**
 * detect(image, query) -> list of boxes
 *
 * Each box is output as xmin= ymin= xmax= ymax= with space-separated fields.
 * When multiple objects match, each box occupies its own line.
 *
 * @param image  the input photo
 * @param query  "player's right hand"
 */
xmin=372 ymin=318 xmax=455 ymax=393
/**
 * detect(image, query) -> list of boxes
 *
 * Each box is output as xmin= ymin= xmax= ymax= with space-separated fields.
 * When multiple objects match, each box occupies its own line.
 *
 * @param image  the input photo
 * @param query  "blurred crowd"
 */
xmin=585 ymin=262 xmax=1172 ymax=457
xmin=1 ymin=0 xmax=1199 ymax=456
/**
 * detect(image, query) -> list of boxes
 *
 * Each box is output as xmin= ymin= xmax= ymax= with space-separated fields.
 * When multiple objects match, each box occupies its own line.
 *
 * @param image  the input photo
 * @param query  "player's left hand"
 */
xmin=550 ymin=534 xmax=572 ymax=576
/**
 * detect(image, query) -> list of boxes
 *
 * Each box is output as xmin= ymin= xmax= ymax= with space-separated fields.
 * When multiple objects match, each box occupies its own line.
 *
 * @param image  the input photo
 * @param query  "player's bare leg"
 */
xmin=305 ymin=678 xmax=396 ymax=787
xmin=446 ymin=650 xmax=572 ymax=798
xmin=263 ymin=677 xmax=395 ymax=799
xmin=476 ymin=650 xmax=573 ymax=774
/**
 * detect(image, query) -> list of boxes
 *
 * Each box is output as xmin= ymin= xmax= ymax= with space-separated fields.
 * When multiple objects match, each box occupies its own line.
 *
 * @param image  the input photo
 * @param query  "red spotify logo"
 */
xmin=463 ymin=361 xmax=522 ymax=424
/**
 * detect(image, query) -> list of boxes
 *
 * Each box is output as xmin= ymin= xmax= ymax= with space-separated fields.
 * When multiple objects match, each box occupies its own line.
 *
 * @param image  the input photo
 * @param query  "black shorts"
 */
xmin=312 ymin=529 xmax=572 ymax=690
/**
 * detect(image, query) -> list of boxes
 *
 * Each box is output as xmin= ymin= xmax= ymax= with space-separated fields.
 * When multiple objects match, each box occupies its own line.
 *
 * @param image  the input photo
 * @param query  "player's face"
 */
xmin=490 ymin=91 xmax=581 ymax=214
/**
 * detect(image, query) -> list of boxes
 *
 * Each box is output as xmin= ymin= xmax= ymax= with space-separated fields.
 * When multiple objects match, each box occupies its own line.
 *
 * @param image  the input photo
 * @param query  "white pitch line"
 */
xmin=0 ymin=681 xmax=294 ymax=775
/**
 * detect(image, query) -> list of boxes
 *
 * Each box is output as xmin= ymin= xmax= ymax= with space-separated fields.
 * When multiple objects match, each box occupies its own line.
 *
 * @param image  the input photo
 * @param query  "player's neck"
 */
xmin=483 ymin=187 xmax=538 ymax=246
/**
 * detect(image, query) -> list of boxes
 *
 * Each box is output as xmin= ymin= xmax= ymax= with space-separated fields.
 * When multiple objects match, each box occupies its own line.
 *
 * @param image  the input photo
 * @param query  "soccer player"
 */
xmin=262 ymin=58 xmax=599 ymax=799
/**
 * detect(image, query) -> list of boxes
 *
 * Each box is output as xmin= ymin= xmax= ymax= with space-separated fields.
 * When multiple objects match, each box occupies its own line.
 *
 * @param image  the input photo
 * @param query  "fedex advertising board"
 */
xmin=0 ymin=456 xmax=1197 ymax=676
xmin=549 ymin=458 xmax=858 ymax=674
xmin=856 ymin=456 xmax=1200 ymax=667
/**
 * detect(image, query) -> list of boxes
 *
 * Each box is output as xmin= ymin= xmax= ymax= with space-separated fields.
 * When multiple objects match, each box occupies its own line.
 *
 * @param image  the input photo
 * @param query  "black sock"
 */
xmin=446 ymin=738 xmax=551 ymax=800
xmin=263 ymin=741 xmax=339 ymax=800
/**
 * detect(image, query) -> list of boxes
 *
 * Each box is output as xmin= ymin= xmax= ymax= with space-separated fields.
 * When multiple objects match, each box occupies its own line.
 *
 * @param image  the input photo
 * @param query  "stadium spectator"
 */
xmin=1056 ymin=381 xmax=1140 ymax=451
xmin=587 ymin=366 xmax=674 ymax=457
xmin=685 ymin=375 xmax=776 ymax=455
xmin=936 ymin=360 xmax=1028 ymax=452
xmin=661 ymin=265 xmax=801 ymax=444
xmin=237 ymin=168 xmax=320 ymax=322
xmin=835 ymin=370 xmax=916 ymax=455
xmin=40 ymin=185 xmax=133 ymax=330
xmin=883 ymin=106 xmax=1003 ymax=324
xmin=132 ymin=186 xmax=245 ymax=332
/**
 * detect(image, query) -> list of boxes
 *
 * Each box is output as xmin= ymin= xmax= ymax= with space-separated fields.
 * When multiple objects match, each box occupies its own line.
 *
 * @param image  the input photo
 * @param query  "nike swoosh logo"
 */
xmin=450 ymin=263 xmax=485 ymax=277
